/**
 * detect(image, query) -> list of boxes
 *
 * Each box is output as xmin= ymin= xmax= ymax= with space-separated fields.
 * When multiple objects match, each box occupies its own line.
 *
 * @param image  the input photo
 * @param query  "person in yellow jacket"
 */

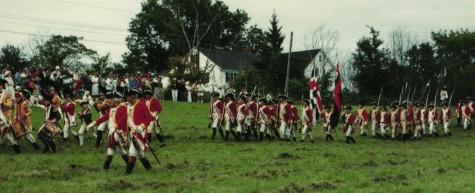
xmin=13 ymin=90 xmax=40 ymax=150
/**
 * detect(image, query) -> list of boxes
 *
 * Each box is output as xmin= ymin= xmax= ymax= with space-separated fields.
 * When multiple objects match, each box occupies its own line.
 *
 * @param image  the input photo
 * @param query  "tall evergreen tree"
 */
xmin=259 ymin=12 xmax=286 ymax=93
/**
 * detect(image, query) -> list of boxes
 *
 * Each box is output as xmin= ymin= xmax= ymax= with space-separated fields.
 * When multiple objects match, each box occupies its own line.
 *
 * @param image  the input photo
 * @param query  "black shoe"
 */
xmin=434 ymin=133 xmax=439 ymax=137
xmin=259 ymin=132 xmax=264 ymax=142
xmin=211 ymin=128 xmax=217 ymax=139
xmin=121 ymin=155 xmax=129 ymax=164
xmin=125 ymin=157 xmax=136 ymax=175
xmin=95 ymin=130 xmax=103 ymax=148
xmin=139 ymin=158 xmax=152 ymax=171
xmin=218 ymin=129 xmax=225 ymax=140
xmin=49 ymin=141 xmax=57 ymax=153
xmin=448 ymin=132 xmax=452 ymax=137
xmin=329 ymin=135 xmax=334 ymax=141
xmin=75 ymin=135 xmax=80 ymax=143
xmin=361 ymin=133 xmax=368 ymax=136
xmin=293 ymin=137 xmax=296 ymax=142
xmin=230 ymin=130 xmax=237 ymax=139
xmin=300 ymin=139 xmax=304 ymax=142
xmin=224 ymin=130 xmax=230 ymax=141
xmin=103 ymin=155 xmax=113 ymax=169
xmin=32 ymin=142 xmax=40 ymax=150
xmin=346 ymin=136 xmax=350 ymax=144
xmin=236 ymin=132 xmax=241 ymax=142
xmin=325 ymin=134 xmax=329 ymax=141
xmin=350 ymin=137 xmax=356 ymax=143
xmin=12 ymin=144 xmax=21 ymax=154
xmin=311 ymin=140 xmax=314 ymax=143
xmin=42 ymin=145 xmax=50 ymax=153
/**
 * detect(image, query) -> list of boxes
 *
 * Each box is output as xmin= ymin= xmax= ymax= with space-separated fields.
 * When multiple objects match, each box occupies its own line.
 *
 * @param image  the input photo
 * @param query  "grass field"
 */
xmin=0 ymin=101 xmax=474 ymax=193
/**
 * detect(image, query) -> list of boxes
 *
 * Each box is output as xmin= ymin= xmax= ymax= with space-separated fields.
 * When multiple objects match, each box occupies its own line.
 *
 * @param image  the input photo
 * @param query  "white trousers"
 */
xmin=172 ymin=89 xmax=178 ymax=102
xmin=345 ymin=125 xmax=353 ymax=137
xmin=301 ymin=125 xmax=313 ymax=140
xmin=63 ymin=122 xmax=77 ymax=138
xmin=279 ymin=122 xmax=288 ymax=139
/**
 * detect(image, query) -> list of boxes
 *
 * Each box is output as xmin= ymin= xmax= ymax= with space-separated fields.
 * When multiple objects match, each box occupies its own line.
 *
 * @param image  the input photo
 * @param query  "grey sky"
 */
xmin=0 ymin=0 xmax=474 ymax=63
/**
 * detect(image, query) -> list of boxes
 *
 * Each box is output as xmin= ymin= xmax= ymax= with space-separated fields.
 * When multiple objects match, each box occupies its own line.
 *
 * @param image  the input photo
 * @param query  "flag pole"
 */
xmin=284 ymin=31 xmax=293 ymax=95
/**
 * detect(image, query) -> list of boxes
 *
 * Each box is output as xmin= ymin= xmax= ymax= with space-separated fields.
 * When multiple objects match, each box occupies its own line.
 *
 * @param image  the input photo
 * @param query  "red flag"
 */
xmin=330 ymin=64 xmax=343 ymax=128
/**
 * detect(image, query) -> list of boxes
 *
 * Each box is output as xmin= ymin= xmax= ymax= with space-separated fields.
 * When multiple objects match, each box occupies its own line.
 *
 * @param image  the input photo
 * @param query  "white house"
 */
xmin=193 ymin=47 xmax=324 ymax=93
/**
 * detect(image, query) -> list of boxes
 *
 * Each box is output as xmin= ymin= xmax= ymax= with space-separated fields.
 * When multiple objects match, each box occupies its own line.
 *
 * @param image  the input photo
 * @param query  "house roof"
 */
xmin=200 ymin=48 xmax=260 ymax=71
xmin=282 ymin=49 xmax=321 ymax=73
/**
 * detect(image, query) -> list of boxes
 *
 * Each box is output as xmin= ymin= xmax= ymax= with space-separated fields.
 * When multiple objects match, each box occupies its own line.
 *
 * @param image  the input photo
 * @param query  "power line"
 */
xmin=50 ymin=0 xmax=137 ymax=14
xmin=0 ymin=29 xmax=126 ymax=45
xmin=0 ymin=19 xmax=127 ymax=37
xmin=0 ymin=13 xmax=127 ymax=32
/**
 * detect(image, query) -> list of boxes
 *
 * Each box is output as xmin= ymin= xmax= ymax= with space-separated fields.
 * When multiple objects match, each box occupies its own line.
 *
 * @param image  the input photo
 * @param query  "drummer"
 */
xmin=36 ymin=93 xmax=62 ymax=153
xmin=13 ymin=89 xmax=40 ymax=150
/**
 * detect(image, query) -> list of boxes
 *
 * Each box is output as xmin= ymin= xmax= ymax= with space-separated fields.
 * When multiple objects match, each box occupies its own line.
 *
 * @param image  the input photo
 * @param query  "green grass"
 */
xmin=0 ymin=101 xmax=474 ymax=193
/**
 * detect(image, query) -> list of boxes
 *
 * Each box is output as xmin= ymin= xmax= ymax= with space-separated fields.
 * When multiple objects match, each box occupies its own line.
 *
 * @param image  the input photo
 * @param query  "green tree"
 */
xmin=0 ymin=44 xmax=28 ymax=72
xmin=31 ymin=35 xmax=96 ymax=71
xmin=259 ymin=13 xmax=286 ymax=93
xmin=351 ymin=26 xmax=394 ymax=97
xmin=124 ymin=0 xmax=252 ymax=74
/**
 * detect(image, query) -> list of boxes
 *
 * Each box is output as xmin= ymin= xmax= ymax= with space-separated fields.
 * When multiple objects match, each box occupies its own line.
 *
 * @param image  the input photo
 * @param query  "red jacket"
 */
xmin=407 ymin=106 xmax=414 ymax=122
xmin=95 ymin=104 xmax=128 ymax=134
xmin=211 ymin=100 xmax=224 ymax=118
xmin=226 ymin=101 xmax=237 ymax=122
xmin=343 ymin=113 xmax=355 ymax=125
xmin=248 ymin=102 xmax=258 ymax=120
xmin=259 ymin=106 xmax=271 ymax=124
xmin=147 ymin=97 xmax=162 ymax=115
xmin=357 ymin=108 xmax=368 ymax=122
xmin=291 ymin=105 xmax=298 ymax=122
xmin=303 ymin=108 xmax=313 ymax=126
xmin=61 ymin=102 xmax=75 ymax=116
xmin=278 ymin=103 xmax=292 ymax=123
xmin=439 ymin=108 xmax=452 ymax=122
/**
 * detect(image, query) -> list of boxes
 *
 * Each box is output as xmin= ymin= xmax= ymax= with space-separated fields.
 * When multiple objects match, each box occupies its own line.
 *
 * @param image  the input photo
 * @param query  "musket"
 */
xmin=448 ymin=89 xmax=455 ymax=107
xmin=411 ymin=86 xmax=417 ymax=103
xmin=145 ymin=141 xmax=161 ymax=165
xmin=425 ymin=84 xmax=431 ymax=108
xmin=399 ymin=86 xmax=404 ymax=105
xmin=419 ymin=80 xmax=431 ymax=102
xmin=377 ymin=86 xmax=383 ymax=109
xmin=208 ymin=95 xmax=214 ymax=129
xmin=434 ymin=86 xmax=439 ymax=109
xmin=154 ymin=119 xmax=164 ymax=136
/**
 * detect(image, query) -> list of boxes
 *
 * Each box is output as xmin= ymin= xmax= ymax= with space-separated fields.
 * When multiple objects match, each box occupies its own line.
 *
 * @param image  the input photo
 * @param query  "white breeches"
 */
xmin=1 ymin=132 xmax=16 ymax=146
xmin=279 ymin=122 xmax=288 ymax=138
xmin=301 ymin=125 xmax=313 ymax=140
xmin=345 ymin=125 xmax=353 ymax=137
xmin=62 ymin=122 xmax=77 ymax=138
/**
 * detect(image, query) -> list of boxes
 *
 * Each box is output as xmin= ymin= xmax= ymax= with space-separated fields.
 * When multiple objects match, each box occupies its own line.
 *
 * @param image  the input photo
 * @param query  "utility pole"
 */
xmin=284 ymin=31 xmax=293 ymax=95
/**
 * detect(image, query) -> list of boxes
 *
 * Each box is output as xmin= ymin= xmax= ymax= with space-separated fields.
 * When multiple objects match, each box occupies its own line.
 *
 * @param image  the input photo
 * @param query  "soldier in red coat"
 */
xmin=322 ymin=105 xmax=334 ymax=141
xmin=456 ymin=99 xmax=462 ymax=127
xmin=143 ymin=90 xmax=165 ymax=146
xmin=287 ymin=100 xmax=299 ymax=141
xmin=369 ymin=102 xmax=380 ymax=138
xmin=356 ymin=101 xmax=369 ymax=136
xmin=461 ymin=100 xmax=472 ymax=130
xmin=269 ymin=99 xmax=280 ymax=140
xmin=60 ymin=90 xmax=78 ymax=141
xmin=300 ymin=100 xmax=314 ymax=143
xmin=379 ymin=106 xmax=390 ymax=139
xmin=236 ymin=95 xmax=248 ymax=141
xmin=245 ymin=94 xmax=258 ymax=141
xmin=342 ymin=106 xmax=356 ymax=143
xmin=93 ymin=92 xmax=114 ymax=147
xmin=413 ymin=102 xmax=422 ymax=140
xmin=125 ymin=89 xmax=154 ymax=175
xmin=427 ymin=103 xmax=439 ymax=137
xmin=87 ymin=92 xmax=129 ymax=169
xmin=224 ymin=93 xmax=238 ymax=141
xmin=439 ymin=102 xmax=452 ymax=136
xmin=277 ymin=95 xmax=291 ymax=140
xmin=209 ymin=92 xmax=225 ymax=140
xmin=258 ymin=98 xmax=271 ymax=142
xmin=389 ymin=102 xmax=399 ymax=139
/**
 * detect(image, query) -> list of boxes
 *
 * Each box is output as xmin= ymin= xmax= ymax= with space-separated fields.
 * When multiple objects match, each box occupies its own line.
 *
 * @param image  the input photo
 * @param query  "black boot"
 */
xmin=155 ymin=134 xmax=166 ymax=147
xmin=140 ymin=157 xmax=152 ymax=171
xmin=329 ymin=134 xmax=334 ymax=141
xmin=350 ymin=136 xmax=356 ymax=143
xmin=293 ymin=137 xmax=297 ymax=142
xmin=12 ymin=144 xmax=21 ymax=154
xmin=75 ymin=135 xmax=80 ymax=143
xmin=125 ymin=157 xmax=136 ymax=175
xmin=95 ymin=130 xmax=103 ymax=148
xmin=266 ymin=133 xmax=272 ymax=141
xmin=325 ymin=134 xmax=329 ymax=141
xmin=346 ymin=136 xmax=350 ymax=144
xmin=32 ymin=142 xmax=40 ymax=150
xmin=211 ymin=128 xmax=217 ymax=139
xmin=42 ymin=140 xmax=50 ymax=153
xmin=230 ymin=130 xmax=237 ymax=139
xmin=273 ymin=130 xmax=281 ymax=140
xmin=148 ymin=134 xmax=152 ymax=141
xmin=244 ymin=129 xmax=251 ymax=141
xmin=49 ymin=141 xmax=56 ymax=153
xmin=103 ymin=155 xmax=113 ymax=169
xmin=225 ymin=130 xmax=230 ymax=141
xmin=253 ymin=131 xmax=258 ymax=141
xmin=121 ymin=155 xmax=129 ymax=164
xmin=218 ymin=128 xmax=225 ymax=140
xmin=236 ymin=132 xmax=241 ymax=142
xmin=448 ymin=132 xmax=452 ymax=137
xmin=259 ymin=132 xmax=264 ymax=142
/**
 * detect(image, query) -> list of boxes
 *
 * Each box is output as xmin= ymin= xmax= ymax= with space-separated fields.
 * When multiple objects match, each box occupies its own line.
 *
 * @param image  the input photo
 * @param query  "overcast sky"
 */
xmin=0 ymin=0 xmax=474 ymax=63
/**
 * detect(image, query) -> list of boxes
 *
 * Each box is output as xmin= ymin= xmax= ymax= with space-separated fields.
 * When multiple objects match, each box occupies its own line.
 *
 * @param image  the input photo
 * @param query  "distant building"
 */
xmin=192 ymin=47 xmax=324 ymax=92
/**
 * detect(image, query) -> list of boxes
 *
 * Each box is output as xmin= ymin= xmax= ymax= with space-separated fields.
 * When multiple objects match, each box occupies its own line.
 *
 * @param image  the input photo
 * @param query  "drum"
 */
xmin=38 ymin=122 xmax=61 ymax=141
xmin=0 ymin=124 xmax=11 ymax=139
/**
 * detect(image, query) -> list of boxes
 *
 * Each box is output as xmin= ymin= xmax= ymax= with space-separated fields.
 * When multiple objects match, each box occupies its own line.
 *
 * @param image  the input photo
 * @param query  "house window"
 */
xmin=225 ymin=72 xmax=237 ymax=83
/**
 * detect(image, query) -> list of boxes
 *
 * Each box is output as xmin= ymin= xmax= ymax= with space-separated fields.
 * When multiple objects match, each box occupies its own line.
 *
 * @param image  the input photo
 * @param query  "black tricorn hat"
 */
xmin=80 ymin=100 xmax=89 ymax=106
xmin=225 ymin=93 xmax=234 ymax=99
xmin=345 ymin=106 xmax=352 ymax=110
xmin=212 ymin=92 xmax=220 ymax=98
xmin=143 ymin=89 xmax=153 ymax=95
xmin=125 ymin=89 xmax=141 ymax=97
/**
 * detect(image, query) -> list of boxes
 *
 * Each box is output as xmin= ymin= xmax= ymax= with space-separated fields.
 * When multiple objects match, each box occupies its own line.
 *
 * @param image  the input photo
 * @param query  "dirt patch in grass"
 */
xmin=342 ymin=160 xmax=378 ymax=169
xmin=372 ymin=174 xmax=407 ymax=182
xmin=323 ymin=153 xmax=337 ymax=158
xmin=437 ymin=168 xmax=446 ymax=174
xmin=276 ymin=152 xmax=302 ymax=159
xmin=144 ymin=181 xmax=179 ymax=189
xmin=245 ymin=169 xmax=290 ymax=180
xmin=295 ymin=147 xmax=312 ymax=151
xmin=198 ymin=136 xmax=208 ymax=140
xmin=196 ymin=161 xmax=214 ymax=170
xmin=165 ymin=161 xmax=189 ymax=170
xmin=387 ymin=159 xmax=409 ymax=166
xmin=278 ymin=182 xmax=306 ymax=193
xmin=69 ymin=163 xmax=100 ymax=172
xmin=308 ymin=181 xmax=338 ymax=191
xmin=164 ymin=135 xmax=175 ymax=140
xmin=104 ymin=179 xmax=136 ymax=191
xmin=240 ymin=147 xmax=255 ymax=152
xmin=387 ymin=151 xmax=407 ymax=157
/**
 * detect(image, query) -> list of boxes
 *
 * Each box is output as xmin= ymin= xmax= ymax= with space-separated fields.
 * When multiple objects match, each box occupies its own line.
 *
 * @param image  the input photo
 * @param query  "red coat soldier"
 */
xmin=143 ymin=90 xmax=165 ymax=146
xmin=342 ymin=106 xmax=356 ymax=143
xmin=356 ymin=101 xmax=369 ymax=136
xmin=300 ymin=100 xmax=314 ymax=143
xmin=224 ymin=93 xmax=238 ymax=141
